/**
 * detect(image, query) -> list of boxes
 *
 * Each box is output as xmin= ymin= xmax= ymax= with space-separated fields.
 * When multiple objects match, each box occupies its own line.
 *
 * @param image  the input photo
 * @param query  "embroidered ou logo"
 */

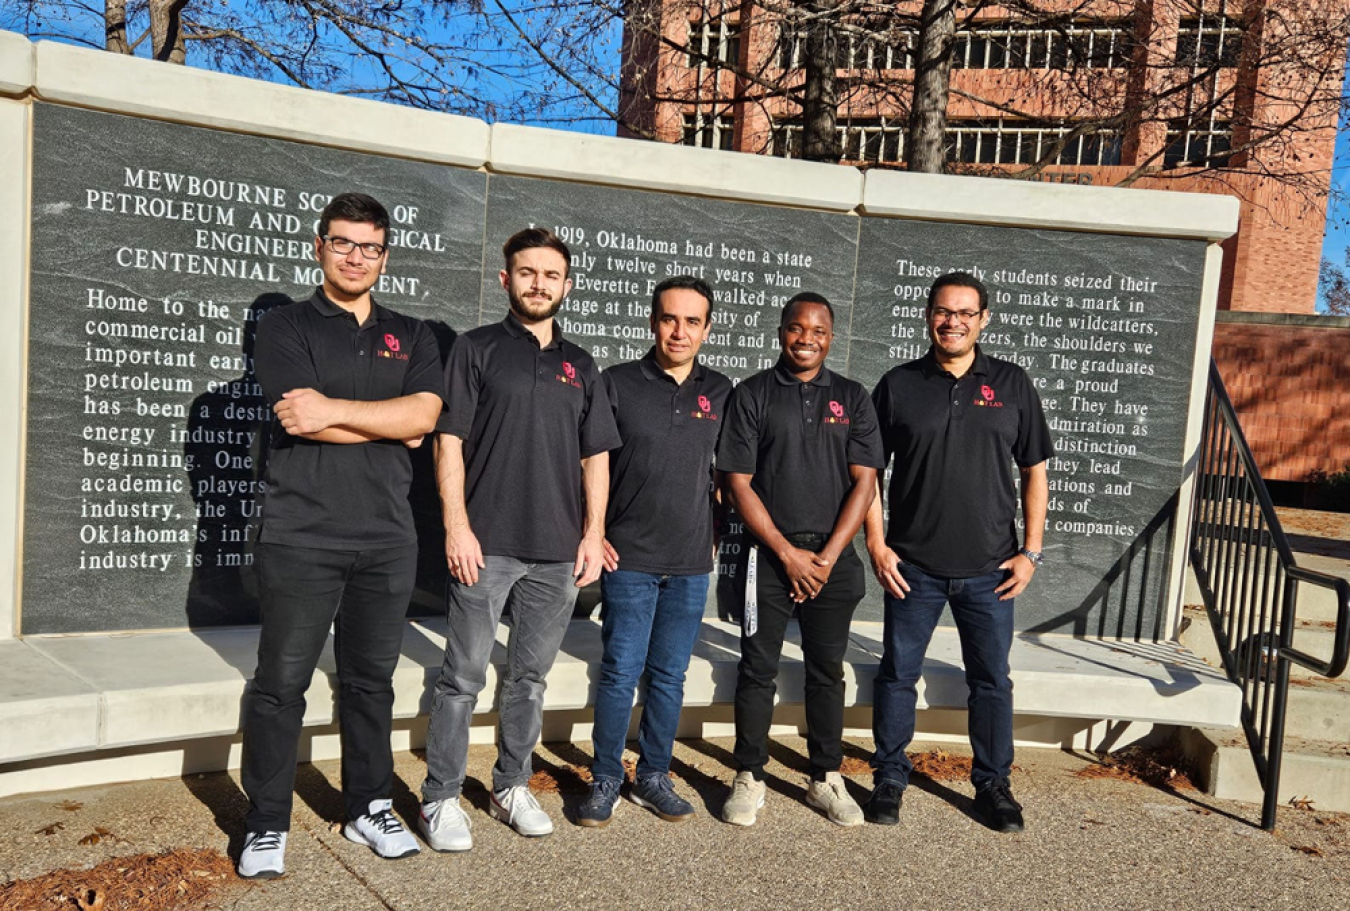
xmin=384 ymin=333 xmax=400 ymax=353
xmin=699 ymin=395 xmax=711 ymax=412
xmin=981 ymin=385 xmax=995 ymax=401
xmin=563 ymin=362 xmax=576 ymax=379
xmin=829 ymin=400 xmax=844 ymax=418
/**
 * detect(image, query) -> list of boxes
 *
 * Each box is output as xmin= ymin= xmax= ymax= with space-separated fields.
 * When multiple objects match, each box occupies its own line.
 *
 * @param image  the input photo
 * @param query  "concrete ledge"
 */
xmin=0 ymin=31 xmax=33 ymax=96
xmin=31 ymin=40 xmax=490 ymax=167
xmin=861 ymin=169 xmax=1240 ymax=241
xmin=489 ymin=123 xmax=863 ymax=211
xmin=2 ymin=619 xmax=1239 ymax=774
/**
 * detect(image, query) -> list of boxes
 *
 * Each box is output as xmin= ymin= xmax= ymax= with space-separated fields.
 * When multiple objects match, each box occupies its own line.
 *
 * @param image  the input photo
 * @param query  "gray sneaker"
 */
xmin=490 ymin=785 xmax=553 ymax=837
xmin=419 ymin=797 xmax=473 ymax=852
xmin=721 ymin=771 xmax=766 ymax=826
xmin=343 ymin=799 xmax=421 ymax=859
xmin=806 ymin=772 xmax=864 ymax=827
xmin=237 ymin=830 xmax=286 ymax=880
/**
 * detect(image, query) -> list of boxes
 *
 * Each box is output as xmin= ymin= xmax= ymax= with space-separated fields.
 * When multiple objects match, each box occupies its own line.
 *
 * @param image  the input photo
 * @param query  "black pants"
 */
xmin=733 ymin=538 xmax=865 ymax=780
xmin=241 ymin=542 xmax=417 ymax=832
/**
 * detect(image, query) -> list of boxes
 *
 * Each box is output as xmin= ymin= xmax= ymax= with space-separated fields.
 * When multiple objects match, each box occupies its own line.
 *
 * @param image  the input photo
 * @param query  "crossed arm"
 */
xmin=273 ymin=388 xmax=442 ymax=447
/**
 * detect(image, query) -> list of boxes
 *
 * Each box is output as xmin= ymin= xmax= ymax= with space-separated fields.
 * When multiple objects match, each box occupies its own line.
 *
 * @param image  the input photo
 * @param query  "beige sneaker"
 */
xmin=806 ymin=772 xmax=864 ymax=827
xmin=721 ymin=771 xmax=766 ymax=826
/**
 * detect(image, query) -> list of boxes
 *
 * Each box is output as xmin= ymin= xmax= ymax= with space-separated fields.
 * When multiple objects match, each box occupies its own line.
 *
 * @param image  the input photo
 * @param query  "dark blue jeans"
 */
xmin=591 ymin=570 xmax=709 ymax=782
xmin=871 ymin=563 xmax=1014 ymax=790
xmin=241 ymin=542 xmax=417 ymax=832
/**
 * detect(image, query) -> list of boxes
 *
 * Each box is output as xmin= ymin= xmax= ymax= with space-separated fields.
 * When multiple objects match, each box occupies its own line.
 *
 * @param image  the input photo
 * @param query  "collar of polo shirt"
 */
xmin=308 ymin=289 xmax=392 ymax=326
xmin=772 ymin=358 xmax=833 ymax=387
xmin=502 ymin=309 xmax=561 ymax=349
xmin=640 ymin=346 xmax=706 ymax=384
xmin=922 ymin=343 xmax=992 ymax=380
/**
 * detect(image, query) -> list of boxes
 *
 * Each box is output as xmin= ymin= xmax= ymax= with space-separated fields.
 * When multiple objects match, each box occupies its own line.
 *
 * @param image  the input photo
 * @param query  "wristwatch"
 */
xmin=1018 ymin=547 xmax=1044 ymax=567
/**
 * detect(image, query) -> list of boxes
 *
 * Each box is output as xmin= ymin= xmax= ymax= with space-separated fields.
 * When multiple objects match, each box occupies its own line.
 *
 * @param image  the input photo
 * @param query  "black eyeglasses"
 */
xmin=323 ymin=235 xmax=387 ymax=259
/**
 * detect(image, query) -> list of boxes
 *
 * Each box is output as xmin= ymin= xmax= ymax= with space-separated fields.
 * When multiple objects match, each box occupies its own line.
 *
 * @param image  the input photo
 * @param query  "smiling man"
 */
xmin=863 ymin=271 xmax=1052 ymax=833
xmin=420 ymin=228 xmax=621 ymax=849
xmin=715 ymin=292 xmax=883 ymax=827
xmin=575 ymin=276 xmax=733 ymax=827
xmin=238 ymin=192 xmax=443 ymax=879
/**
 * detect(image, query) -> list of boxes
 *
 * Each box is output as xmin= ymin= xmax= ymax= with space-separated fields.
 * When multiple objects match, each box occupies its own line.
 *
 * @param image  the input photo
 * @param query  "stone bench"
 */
xmin=0 ymin=619 xmax=1240 ymax=797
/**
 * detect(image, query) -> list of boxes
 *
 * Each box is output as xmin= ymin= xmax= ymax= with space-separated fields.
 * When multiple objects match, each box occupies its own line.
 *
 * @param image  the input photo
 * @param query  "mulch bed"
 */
xmin=0 ymin=848 xmax=238 ymax=911
xmin=1074 ymin=744 xmax=1197 ymax=790
xmin=910 ymin=749 xmax=975 ymax=782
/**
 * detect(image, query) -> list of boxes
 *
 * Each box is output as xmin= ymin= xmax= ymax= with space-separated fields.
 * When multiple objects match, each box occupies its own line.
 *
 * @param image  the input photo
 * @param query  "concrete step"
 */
xmin=1179 ymin=727 xmax=1350 ymax=814
xmin=1179 ymin=607 xmax=1349 ymax=742
xmin=1183 ymin=552 xmax=1347 ymax=626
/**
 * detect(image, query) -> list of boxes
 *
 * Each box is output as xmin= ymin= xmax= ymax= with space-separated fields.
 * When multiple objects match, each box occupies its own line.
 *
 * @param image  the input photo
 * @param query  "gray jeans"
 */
xmin=422 ymin=556 xmax=578 ymax=799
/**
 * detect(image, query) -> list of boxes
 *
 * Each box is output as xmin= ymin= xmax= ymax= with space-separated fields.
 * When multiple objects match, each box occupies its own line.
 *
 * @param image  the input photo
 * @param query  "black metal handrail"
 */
xmin=1188 ymin=361 xmax=1349 ymax=830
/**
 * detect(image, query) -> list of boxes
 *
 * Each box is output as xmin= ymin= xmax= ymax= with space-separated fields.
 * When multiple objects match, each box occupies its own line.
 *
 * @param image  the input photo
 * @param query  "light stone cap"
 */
xmin=863 ymin=169 xmax=1240 ymax=242
xmin=0 ymin=31 xmax=34 ymax=96
xmin=490 ymin=123 xmax=863 ymax=212
xmin=32 ymin=39 xmax=489 ymax=167
xmin=0 ymin=641 xmax=100 ymax=762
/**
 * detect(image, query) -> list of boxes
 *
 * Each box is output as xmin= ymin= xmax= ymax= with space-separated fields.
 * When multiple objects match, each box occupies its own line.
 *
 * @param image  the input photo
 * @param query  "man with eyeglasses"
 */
xmin=237 ymin=192 xmax=443 ymax=879
xmin=863 ymin=271 xmax=1051 ymax=834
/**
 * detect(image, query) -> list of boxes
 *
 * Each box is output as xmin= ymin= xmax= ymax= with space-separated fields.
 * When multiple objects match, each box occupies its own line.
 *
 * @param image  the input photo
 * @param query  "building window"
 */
xmin=778 ymin=21 xmax=1131 ymax=72
xmin=1164 ymin=116 xmax=1232 ymax=168
xmin=1175 ymin=14 xmax=1243 ymax=68
xmin=946 ymin=120 xmax=1123 ymax=166
xmin=683 ymin=113 xmax=736 ymax=151
xmin=688 ymin=17 xmax=740 ymax=68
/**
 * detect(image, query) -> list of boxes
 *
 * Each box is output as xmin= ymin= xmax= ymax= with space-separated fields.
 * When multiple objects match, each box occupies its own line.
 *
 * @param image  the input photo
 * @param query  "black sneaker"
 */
xmin=973 ymin=779 xmax=1024 ymax=833
xmin=863 ymin=781 xmax=904 ymax=826
xmin=575 ymin=777 xmax=622 ymax=827
xmin=630 ymin=773 xmax=696 ymax=822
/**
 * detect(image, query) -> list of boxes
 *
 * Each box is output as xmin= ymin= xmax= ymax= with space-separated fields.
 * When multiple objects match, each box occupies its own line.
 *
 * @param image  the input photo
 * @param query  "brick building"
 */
xmin=619 ymin=0 xmax=1349 ymax=480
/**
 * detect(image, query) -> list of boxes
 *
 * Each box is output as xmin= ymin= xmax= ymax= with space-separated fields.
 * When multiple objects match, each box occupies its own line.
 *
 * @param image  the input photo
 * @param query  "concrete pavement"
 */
xmin=3 ymin=736 xmax=1348 ymax=911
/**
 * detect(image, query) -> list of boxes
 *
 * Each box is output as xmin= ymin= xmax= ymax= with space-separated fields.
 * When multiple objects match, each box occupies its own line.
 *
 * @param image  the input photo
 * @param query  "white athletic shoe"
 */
xmin=419 ymin=797 xmax=473 ymax=852
xmin=343 ymin=799 xmax=421 ymax=859
xmin=490 ymin=786 xmax=554 ymax=837
xmin=721 ymin=771 xmax=767 ymax=827
xmin=806 ymin=771 xmax=864 ymax=827
xmin=237 ymin=830 xmax=286 ymax=879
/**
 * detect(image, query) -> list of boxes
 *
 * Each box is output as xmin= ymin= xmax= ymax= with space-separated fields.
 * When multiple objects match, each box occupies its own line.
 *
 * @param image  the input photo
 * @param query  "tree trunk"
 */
xmin=150 ymin=0 xmax=189 ymax=64
xmin=905 ymin=0 xmax=959 ymax=173
xmin=800 ymin=0 xmax=841 ymax=162
xmin=104 ymin=0 xmax=130 ymax=54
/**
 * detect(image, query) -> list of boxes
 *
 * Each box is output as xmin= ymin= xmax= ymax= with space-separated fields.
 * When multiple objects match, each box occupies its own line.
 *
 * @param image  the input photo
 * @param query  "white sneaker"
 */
xmin=419 ymin=797 xmax=473 ymax=852
xmin=490 ymin=785 xmax=553 ymax=837
xmin=343 ymin=799 xmax=421 ymax=859
xmin=806 ymin=771 xmax=864 ymax=827
xmin=721 ymin=771 xmax=766 ymax=826
xmin=237 ymin=830 xmax=286 ymax=879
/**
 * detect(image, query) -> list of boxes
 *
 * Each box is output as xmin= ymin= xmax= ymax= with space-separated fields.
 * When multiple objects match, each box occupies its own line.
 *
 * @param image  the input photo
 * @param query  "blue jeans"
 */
xmin=422 ymin=557 xmax=578 ymax=799
xmin=591 ymin=570 xmax=709 ymax=781
xmin=871 ymin=563 xmax=1014 ymax=790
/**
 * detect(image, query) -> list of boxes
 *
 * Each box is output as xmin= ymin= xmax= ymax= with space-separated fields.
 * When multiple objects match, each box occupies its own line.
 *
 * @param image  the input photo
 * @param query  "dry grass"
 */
xmin=0 ymin=848 xmax=237 ymax=911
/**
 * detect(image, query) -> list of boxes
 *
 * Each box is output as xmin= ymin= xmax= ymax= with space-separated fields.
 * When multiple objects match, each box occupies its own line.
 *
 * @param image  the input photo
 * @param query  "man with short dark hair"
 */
xmin=420 ymin=228 xmax=621 ymax=848
xmin=574 ymin=276 xmax=733 ymax=827
xmin=716 ymin=292 xmax=884 ymax=828
xmin=863 ymin=270 xmax=1052 ymax=833
xmin=238 ymin=192 xmax=443 ymax=879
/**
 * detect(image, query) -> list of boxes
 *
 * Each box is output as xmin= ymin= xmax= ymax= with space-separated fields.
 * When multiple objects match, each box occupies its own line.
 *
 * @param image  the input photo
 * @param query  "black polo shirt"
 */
xmin=602 ymin=350 xmax=733 ymax=575
xmin=254 ymin=289 xmax=444 ymax=550
xmin=438 ymin=312 xmax=621 ymax=563
xmin=873 ymin=346 xmax=1053 ymax=578
xmin=716 ymin=360 xmax=884 ymax=540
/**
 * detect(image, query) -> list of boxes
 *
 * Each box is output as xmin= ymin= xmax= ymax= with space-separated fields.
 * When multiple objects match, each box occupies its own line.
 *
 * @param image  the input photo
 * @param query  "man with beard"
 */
xmin=420 ymin=228 xmax=621 ymax=849
xmin=716 ymin=293 xmax=884 ymax=828
xmin=238 ymin=192 xmax=443 ymax=879
xmin=863 ymin=271 xmax=1051 ymax=833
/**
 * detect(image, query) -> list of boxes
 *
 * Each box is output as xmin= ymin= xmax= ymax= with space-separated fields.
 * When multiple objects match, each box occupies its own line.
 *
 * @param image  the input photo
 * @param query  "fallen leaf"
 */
xmin=34 ymin=821 xmax=65 ymax=836
xmin=1293 ymin=844 xmax=1324 ymax=857
xmin=75 ymin=888 xmax=104 ymax=910
xmin=1289 ymin=796 xmax=1316 ymax=811
xmin=78 ymin=833 xmax=102 ymax=846
xmin=57 ymin=800 xmax=83 ymax=812
xmin=328 ymin=821 xmax=342 ymax=834
xmin=94 ymin=826 xmax=112 ymax=837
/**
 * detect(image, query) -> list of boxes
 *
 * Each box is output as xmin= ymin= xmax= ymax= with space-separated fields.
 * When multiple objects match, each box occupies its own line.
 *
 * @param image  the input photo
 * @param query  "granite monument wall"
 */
xmin=0 ymin=33 xmax=1237 ymax=639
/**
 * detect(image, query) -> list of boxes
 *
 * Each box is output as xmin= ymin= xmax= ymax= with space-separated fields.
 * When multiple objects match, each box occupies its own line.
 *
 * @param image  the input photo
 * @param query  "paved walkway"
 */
xmin=3 ymin=737 xmax=1348 ymax=911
